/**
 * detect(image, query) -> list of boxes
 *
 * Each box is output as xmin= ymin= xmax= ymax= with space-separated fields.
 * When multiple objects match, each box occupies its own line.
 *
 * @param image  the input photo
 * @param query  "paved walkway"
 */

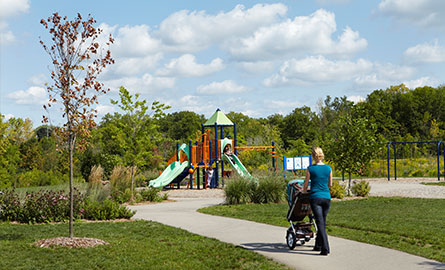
xmin=129 ymin=196 xmax=445 ymax=270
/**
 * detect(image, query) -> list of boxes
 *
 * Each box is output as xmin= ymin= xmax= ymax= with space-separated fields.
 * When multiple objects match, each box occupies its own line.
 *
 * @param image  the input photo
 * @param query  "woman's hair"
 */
xmin=312 ymin=147 xmax=324 ymax=162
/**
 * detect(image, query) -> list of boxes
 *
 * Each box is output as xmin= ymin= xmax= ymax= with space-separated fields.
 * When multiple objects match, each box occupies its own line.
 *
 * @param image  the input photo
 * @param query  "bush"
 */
xmin=138 ymin=187 xmax=164 ymax=202
xmin=15 ymin=170 xmax=65 ymax=187
xmin=110 ymin=188 xmax=132 ymax=204
xmin=110 ymin=166 xmax=131 ymax=192
xmin=224 ymin=177 xmax=253 ymax=205
xmin=81 ymin=199 xmax=135 ymax=220
xmin=251 ymin=176 xmax=285 ymax=204
xmin=351 ymin=181 xmax=371 ymax=197
xmin=0 ymin=188 xmax=84 ymax=223
xmin=330 ymin=180 xmax=346 ymax=199
xmin=88 ymin=165 xmax=104 ymax=188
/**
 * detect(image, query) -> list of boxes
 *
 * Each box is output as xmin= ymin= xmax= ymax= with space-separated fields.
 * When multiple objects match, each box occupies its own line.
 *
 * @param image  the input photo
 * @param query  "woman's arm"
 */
xmin=328 ymin=169 xmax=333 ymax=188
xmin=303 ymin=169 xmax=310 ymax=192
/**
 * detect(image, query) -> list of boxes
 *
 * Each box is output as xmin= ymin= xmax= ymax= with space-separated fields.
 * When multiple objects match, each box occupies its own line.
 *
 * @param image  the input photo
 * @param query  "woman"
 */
xmin=303 ymin=147 xmax=332 ymax=256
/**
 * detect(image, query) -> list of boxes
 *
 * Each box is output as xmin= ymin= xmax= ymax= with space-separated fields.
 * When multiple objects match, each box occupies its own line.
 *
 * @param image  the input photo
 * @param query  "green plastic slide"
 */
xmin=149 ymin=144 xmax=190 ymax=188
xmin=223 ymin=153 xmax=256 ymax=182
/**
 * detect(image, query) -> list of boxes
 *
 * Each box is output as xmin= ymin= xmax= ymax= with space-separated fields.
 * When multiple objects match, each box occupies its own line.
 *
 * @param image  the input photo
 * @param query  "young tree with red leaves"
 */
xmin=40 ymin=13 xmax=114 ymax=237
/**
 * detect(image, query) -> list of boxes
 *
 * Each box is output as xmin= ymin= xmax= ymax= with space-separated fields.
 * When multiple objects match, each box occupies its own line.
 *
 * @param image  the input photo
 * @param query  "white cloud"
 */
xmin=96 ymin=105 xmax=115 ymax=116
xmin=105 ymin=73 xmax=175 ymax=93
xmin=264 ymin=56 xmax=373 ymax=86
xmin=0 ymin=0 xmax=29 ymax=19
xmin=157 ymin=3 xmax=287 ymax=52
xmin=0 ymin=0 xmax=29 ymax=45
xmin=347 ymin=95 xmax=365 ymax=104
xmin=228 ymin=9 xmax=367 ymax=60
xmin=197 ymin=80 xmax=249 ymax=94
xmin=403 ymin=76 xmax=439 ymax=89
xmin=27 ymin=74 xmax=47 ymax=86
xmin=316 ymin=0 xmax=351 ymax=4
xmin=7 ymin=86 xmax=48 ymax=105
xmin=157 ymin=54 xmax=224 ymax=77
xmin=404 ymin=40 xmax=445 ymax=63
xmin=238 ymin=61 xmax=275 ymax=74
xmin=113 ymin=25 xmax=161 ymax=57
xmin=4 ymin=114 xmax=14 ymax=120
xmin=378 ymin=0 xmax=445 ymax=29
xmin=111 ymin=54 xmax=163 ymax=76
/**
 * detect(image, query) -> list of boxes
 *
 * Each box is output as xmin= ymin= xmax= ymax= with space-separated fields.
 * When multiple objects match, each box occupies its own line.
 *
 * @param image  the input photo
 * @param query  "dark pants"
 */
xmin=310 ymin=198 xmax=331 ymax=253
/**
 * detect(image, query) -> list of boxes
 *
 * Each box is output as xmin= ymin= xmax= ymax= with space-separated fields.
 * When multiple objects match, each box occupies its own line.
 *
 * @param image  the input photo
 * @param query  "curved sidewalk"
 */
xmin=129 ymin=197 xmax=445 ymax=270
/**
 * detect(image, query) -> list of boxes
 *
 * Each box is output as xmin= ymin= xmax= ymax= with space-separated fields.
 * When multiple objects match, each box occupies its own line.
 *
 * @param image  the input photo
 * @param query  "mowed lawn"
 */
xmin=0 ymin=220 xmax=290 ymax=270
xmin=199 ymin=197 xmax=445 ymax=263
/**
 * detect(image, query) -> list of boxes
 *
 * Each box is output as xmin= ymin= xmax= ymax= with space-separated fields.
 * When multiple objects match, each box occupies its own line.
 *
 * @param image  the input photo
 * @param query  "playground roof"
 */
xmin=203 ymin=109 xmax=234 ymax=127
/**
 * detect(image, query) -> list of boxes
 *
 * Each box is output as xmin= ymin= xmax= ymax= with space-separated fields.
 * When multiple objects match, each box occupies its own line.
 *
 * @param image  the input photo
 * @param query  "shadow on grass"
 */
xmin=241 ymin=242 xmax=319 ymax=256
xmin=0 ymin=233 xmax=24 ymax=241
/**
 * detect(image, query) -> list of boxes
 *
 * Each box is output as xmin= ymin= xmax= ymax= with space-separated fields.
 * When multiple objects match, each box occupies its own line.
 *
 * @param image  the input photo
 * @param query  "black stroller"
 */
xmin=285 ymin=180 xmax=317 ymax=250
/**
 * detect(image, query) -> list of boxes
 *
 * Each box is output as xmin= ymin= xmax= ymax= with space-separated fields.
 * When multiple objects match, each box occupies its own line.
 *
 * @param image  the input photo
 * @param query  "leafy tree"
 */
xmin=108 ymin=86 xmax=170 ymax=200
xmin=39 ymin=13 xmax=114 ymax=237
xmin=279 ymin=106 xmax=319 ymax=149
xmin=327 ymin=108 xmax=382 ymax=194
xmin=159 ymin=111 xmax=205 ymax=141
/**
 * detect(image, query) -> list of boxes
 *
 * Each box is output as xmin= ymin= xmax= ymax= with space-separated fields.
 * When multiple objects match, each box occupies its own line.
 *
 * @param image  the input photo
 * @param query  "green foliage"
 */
xmin=330 ymin=180 xmax=346 ymax=199
xmin=250 ymin=176 xmax=286 ymax=204
xmin=14 ymin=169 xmax=66 ymax=187
xmin=0 ymin=188 xmax=134 ymax=222
xmin=224 ymin=177 xmax=254 ymax=205
xmin=224 ymin=175 xmax=285 ymax=204
xmin=138 ymin=187 xmax=164 ymax=202
xmin=351 ymin=181 xmax=370 ymax=197
xmin=0 ymin=188 xmax=84 ymax=223
xmin=81 ymin=199 xmax=135 ymax=220
xmin=159 ymin=111 xmax=205 ymax=141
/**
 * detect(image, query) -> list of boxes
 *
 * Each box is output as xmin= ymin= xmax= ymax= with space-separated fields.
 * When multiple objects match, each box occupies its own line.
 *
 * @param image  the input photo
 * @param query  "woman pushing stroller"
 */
xmin=303 ymin=147 xmax=332 ymax=256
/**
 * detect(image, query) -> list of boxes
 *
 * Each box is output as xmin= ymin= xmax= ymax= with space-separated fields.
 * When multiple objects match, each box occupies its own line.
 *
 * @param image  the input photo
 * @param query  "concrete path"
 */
xmin=129 ymin=197 xmax=445 ymax=270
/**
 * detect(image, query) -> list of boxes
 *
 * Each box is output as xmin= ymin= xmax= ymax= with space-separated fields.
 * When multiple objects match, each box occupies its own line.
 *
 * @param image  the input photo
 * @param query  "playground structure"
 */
xmin=149 ymin=109 xmax=277 ymax=189
xmin=387 ymin=140 xmax=445 ymax=181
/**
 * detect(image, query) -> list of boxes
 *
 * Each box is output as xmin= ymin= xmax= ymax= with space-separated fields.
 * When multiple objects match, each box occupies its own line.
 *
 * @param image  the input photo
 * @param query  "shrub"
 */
xmin=110 ymin=166 xmax=131 ymax=192
xmin=88 ymin=165 xmax=104 ymax=188
xmin=351 ymin=181 xmax=371 ymax=197
xmin=330 ymin=180 xmax=346 ymax=199
xmin=224 ymin=177 xmax=253 ymax=205
xmin=0 ymin=189 xmax=22 ymax=221
xmin=110 ymin=188 xmax=132 ymax=204
xmin=139 ymin=187 xmax=163 ymax=202
xmin=15 ymin=170 xmax=65 ymax=187
xmin=251 ymin=176 xmax=285 ymax=204
xmin=81 ymin=199 xmax=135 ymax=220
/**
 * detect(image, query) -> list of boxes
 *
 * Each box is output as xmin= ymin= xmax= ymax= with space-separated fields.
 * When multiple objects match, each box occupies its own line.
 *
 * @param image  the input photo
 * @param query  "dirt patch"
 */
xmin=33 ymin=237 xmax=109 ymax=248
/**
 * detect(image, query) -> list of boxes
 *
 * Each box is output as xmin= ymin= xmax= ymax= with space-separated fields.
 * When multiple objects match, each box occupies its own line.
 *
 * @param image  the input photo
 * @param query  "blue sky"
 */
xmin=1 ymin=0 xmax=445 ymax=127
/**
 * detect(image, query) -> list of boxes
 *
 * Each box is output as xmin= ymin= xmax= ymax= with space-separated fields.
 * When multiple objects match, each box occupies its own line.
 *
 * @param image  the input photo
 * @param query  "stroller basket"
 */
xmin=285 ymin=180 xmax=316 ymax=250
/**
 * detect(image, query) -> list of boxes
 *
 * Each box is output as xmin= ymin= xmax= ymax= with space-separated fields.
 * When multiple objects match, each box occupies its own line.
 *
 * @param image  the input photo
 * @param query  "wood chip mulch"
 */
xmin=33 ymin=237 xmax=110 ymax=248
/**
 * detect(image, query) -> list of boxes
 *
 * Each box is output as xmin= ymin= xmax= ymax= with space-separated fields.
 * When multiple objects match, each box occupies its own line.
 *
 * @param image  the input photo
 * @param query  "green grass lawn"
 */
xmin=199 ymin=197 xmax=445 ymax=263
xmin=421 ymin=182 xmax=445 ymax=186
xmin=0 ymin=220 xmax=290 ymax=270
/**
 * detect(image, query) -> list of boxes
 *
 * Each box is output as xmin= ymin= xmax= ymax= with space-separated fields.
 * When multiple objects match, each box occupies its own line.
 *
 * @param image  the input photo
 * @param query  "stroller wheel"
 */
xmin=286 ymin=230 xmax=297 ymax=250
xmin=305 ymin=236 xmax=311 ymax=242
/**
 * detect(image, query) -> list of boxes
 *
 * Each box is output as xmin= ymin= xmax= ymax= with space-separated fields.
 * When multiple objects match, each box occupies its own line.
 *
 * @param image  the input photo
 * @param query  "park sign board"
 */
xmin=283 ymin=155 xmax=312 ymax=171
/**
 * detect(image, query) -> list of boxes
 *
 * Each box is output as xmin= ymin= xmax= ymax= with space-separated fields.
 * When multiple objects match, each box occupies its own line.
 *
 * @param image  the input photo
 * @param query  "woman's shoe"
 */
xmin=312 ymin=247 xmax=321 ymax=251
xmin=319 ymin=251 xmax=328 ymax=256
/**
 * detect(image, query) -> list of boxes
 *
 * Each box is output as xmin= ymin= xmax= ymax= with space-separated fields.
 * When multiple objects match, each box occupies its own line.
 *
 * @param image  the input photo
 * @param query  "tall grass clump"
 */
xmin=224 ymin=176 xmax=253 ymax=204
xmin=110 ymin=166 xmax=131 ymax=192
xmin=88 ymin=165 xmax=104 ymax=188
xmin=251 ymin=176 xmax=286 ymax=204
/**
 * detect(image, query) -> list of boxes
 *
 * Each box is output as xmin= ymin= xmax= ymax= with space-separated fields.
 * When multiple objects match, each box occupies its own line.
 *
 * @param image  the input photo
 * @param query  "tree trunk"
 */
xmin=69 ymin=133 xmax=74 ymax=238
xmin=130 ymin=165 xmax=134 ymax=202
xmin=348 ymin=172 xmax=352 ymax=196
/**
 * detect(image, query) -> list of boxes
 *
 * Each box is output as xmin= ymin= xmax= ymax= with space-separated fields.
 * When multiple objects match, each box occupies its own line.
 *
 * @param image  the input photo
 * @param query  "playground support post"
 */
xmin=189 ymin=140 xmax=193 ymax=189
xmin=272 ymin=141 xmax=276 ymax=171
xmin=234 ymin=123 xmax=237 ymax=155
xmin=387 ymin=141 xmax=444 ymax=181
xmin=214 ymin=123 xmax=219 ymax=188
xmin=220 ymin=126 xmax=224 ymax=188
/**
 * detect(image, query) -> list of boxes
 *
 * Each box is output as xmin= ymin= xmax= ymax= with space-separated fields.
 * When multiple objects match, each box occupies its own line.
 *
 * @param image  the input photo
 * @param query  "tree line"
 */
xmin=1 ymin=83 xmax=445 ymax=188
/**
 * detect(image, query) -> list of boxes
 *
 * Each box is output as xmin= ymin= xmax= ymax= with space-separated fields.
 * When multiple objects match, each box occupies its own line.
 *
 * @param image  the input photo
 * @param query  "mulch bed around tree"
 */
xmin=33 ymin=237 xmax=110 ymax=248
